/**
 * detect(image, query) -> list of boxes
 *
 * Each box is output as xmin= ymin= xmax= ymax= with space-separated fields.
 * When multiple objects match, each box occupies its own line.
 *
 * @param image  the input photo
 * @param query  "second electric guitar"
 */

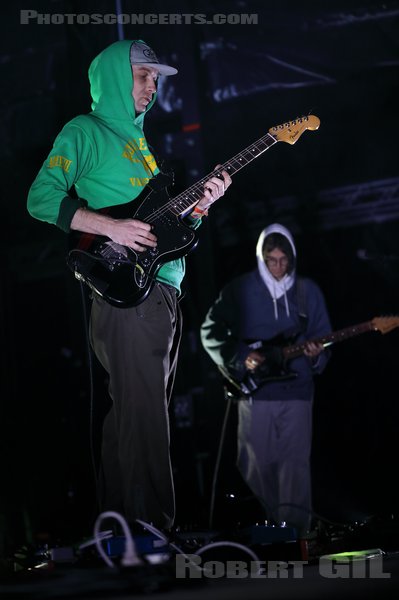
xmin=67 ymin=115 xmax=320 ymax=307
xmin=219 ymin=316 xmax=399 ymax=399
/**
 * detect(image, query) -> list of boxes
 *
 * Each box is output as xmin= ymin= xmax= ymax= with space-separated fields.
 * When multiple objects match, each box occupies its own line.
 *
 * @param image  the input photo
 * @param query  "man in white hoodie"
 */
xmin=200 ymin=223 xmax=332 ymax=536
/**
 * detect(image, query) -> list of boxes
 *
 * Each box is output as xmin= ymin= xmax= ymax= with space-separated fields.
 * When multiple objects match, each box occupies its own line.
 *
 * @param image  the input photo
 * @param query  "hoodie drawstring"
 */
xmin=272 ymin=280 xmax=291 ymax=320
xmin=284 ymin=289 xmax=290 ymax=318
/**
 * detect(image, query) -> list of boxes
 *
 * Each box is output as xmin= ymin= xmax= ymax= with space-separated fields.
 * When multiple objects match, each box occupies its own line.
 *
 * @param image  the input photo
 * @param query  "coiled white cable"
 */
xmin=93 ymin=511 xmax=142 ymax=568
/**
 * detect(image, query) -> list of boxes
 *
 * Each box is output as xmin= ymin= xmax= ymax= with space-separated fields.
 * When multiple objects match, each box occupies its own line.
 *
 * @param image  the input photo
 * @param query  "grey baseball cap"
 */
xmin=130 ymin=41 xmax=178 ymax=76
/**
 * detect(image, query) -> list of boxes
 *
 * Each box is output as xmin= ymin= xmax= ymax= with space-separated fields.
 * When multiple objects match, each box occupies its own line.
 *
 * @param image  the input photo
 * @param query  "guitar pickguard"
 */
xmin=67 ymin=181 xmax=198 ymax=307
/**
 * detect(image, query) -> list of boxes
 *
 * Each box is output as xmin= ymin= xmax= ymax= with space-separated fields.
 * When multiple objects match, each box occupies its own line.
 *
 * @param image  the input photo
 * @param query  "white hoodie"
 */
xmin=256 ymin=223 xmax=296 ymax=320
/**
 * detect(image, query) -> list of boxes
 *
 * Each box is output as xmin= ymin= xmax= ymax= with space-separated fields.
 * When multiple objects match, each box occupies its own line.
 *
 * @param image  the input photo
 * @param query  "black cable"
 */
xmin=78 ymin=281 xmax=100 ymax=514
xmin=208 ymin=390 xmax=233 ymax=530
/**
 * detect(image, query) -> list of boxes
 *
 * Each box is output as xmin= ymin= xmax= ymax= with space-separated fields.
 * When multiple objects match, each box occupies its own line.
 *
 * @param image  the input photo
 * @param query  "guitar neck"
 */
xmin=168 ymin=133 xmax=278 ymax=216
xmin=283 ymin=320 xmax=377 ymax=360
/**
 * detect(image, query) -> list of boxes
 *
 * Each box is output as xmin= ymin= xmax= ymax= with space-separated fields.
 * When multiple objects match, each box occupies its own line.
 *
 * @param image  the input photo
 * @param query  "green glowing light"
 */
xmin=322 ymin=548 xmax=383 ymax=561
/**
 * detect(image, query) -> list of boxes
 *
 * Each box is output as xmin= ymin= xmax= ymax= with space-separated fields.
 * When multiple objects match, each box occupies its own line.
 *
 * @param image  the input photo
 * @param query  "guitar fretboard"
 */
xmin=283 ymin=320 xmax=376 ymax=360
xmin=162 ymin=132 xmax=278 ymax=218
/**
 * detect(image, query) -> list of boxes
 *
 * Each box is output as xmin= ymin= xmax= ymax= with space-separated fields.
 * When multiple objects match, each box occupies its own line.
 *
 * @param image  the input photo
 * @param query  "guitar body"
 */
xmin=221 ymin=365 xmax=298 ymax=401
xmin=220 ymin=341 xmax=298 ymax=401
xmin=219 ymin=315 xmax=399 ymax=399
xmin=67 ymin=173 xmax=198 ymax=307
xmin=66 ymin=116 xmax=322 ymax=307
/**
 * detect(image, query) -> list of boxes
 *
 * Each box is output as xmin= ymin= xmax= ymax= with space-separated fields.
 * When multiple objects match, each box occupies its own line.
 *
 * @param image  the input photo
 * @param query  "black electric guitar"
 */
xmin=220 ymin=316 xmax=399 ymax=400
xmin=67 ymin=115 xmax=320 ymax=307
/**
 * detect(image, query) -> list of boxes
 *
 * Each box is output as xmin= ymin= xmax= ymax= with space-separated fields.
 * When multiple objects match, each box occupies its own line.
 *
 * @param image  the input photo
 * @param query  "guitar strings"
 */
xmin=144 ymin=132 xmax=277 ymax=224
xmin=146 ymin=133 xmax=276 ymax=222
xmin=147 ymin=115 xmax=313 ymax=223
xmin=68 ymin=135 xmax=278 ymax=278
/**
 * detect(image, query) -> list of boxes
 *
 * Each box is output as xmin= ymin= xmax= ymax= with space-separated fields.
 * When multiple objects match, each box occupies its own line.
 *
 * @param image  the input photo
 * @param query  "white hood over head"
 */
xmin=256 ymin=223 xmax=296 ymax=319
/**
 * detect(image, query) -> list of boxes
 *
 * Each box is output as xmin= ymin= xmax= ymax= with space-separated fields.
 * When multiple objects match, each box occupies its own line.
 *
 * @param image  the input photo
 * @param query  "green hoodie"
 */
xmin=27 ymin=39 xmax=194 ymax=292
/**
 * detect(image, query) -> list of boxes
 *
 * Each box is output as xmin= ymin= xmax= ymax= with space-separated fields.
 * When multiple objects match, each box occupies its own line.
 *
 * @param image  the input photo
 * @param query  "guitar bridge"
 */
xmin=97 ymin=241 xmax=130 ymax=271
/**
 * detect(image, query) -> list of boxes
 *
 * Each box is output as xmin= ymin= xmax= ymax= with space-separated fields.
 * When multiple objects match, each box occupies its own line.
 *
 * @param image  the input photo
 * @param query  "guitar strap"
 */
xmin=296 ymin=276 xmax=309 ymax=333
xmin=148 ymin=143 xmax=175 ymax=182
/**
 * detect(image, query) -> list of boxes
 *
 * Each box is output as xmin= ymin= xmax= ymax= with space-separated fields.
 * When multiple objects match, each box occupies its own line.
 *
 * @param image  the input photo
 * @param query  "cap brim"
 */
xmin=133 ymin=61 xmax=178 ymax=76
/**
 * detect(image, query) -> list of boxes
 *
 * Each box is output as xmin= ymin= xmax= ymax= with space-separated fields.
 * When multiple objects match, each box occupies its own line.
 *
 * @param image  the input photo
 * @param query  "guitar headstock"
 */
xmin=269 ymin=115 xmax=320 ymax=145
xmin=372 ymin=316 xmax=399 ymax=334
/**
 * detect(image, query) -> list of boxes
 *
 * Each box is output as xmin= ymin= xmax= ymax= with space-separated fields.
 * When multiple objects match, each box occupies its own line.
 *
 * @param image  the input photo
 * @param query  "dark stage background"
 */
xmin=1 ymin=1 xmax=399 ymax=556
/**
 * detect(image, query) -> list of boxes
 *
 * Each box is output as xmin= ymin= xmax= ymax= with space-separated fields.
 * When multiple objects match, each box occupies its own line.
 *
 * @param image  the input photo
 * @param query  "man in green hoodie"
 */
xmin=27 ymin=40 xmax=232 ymax=530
